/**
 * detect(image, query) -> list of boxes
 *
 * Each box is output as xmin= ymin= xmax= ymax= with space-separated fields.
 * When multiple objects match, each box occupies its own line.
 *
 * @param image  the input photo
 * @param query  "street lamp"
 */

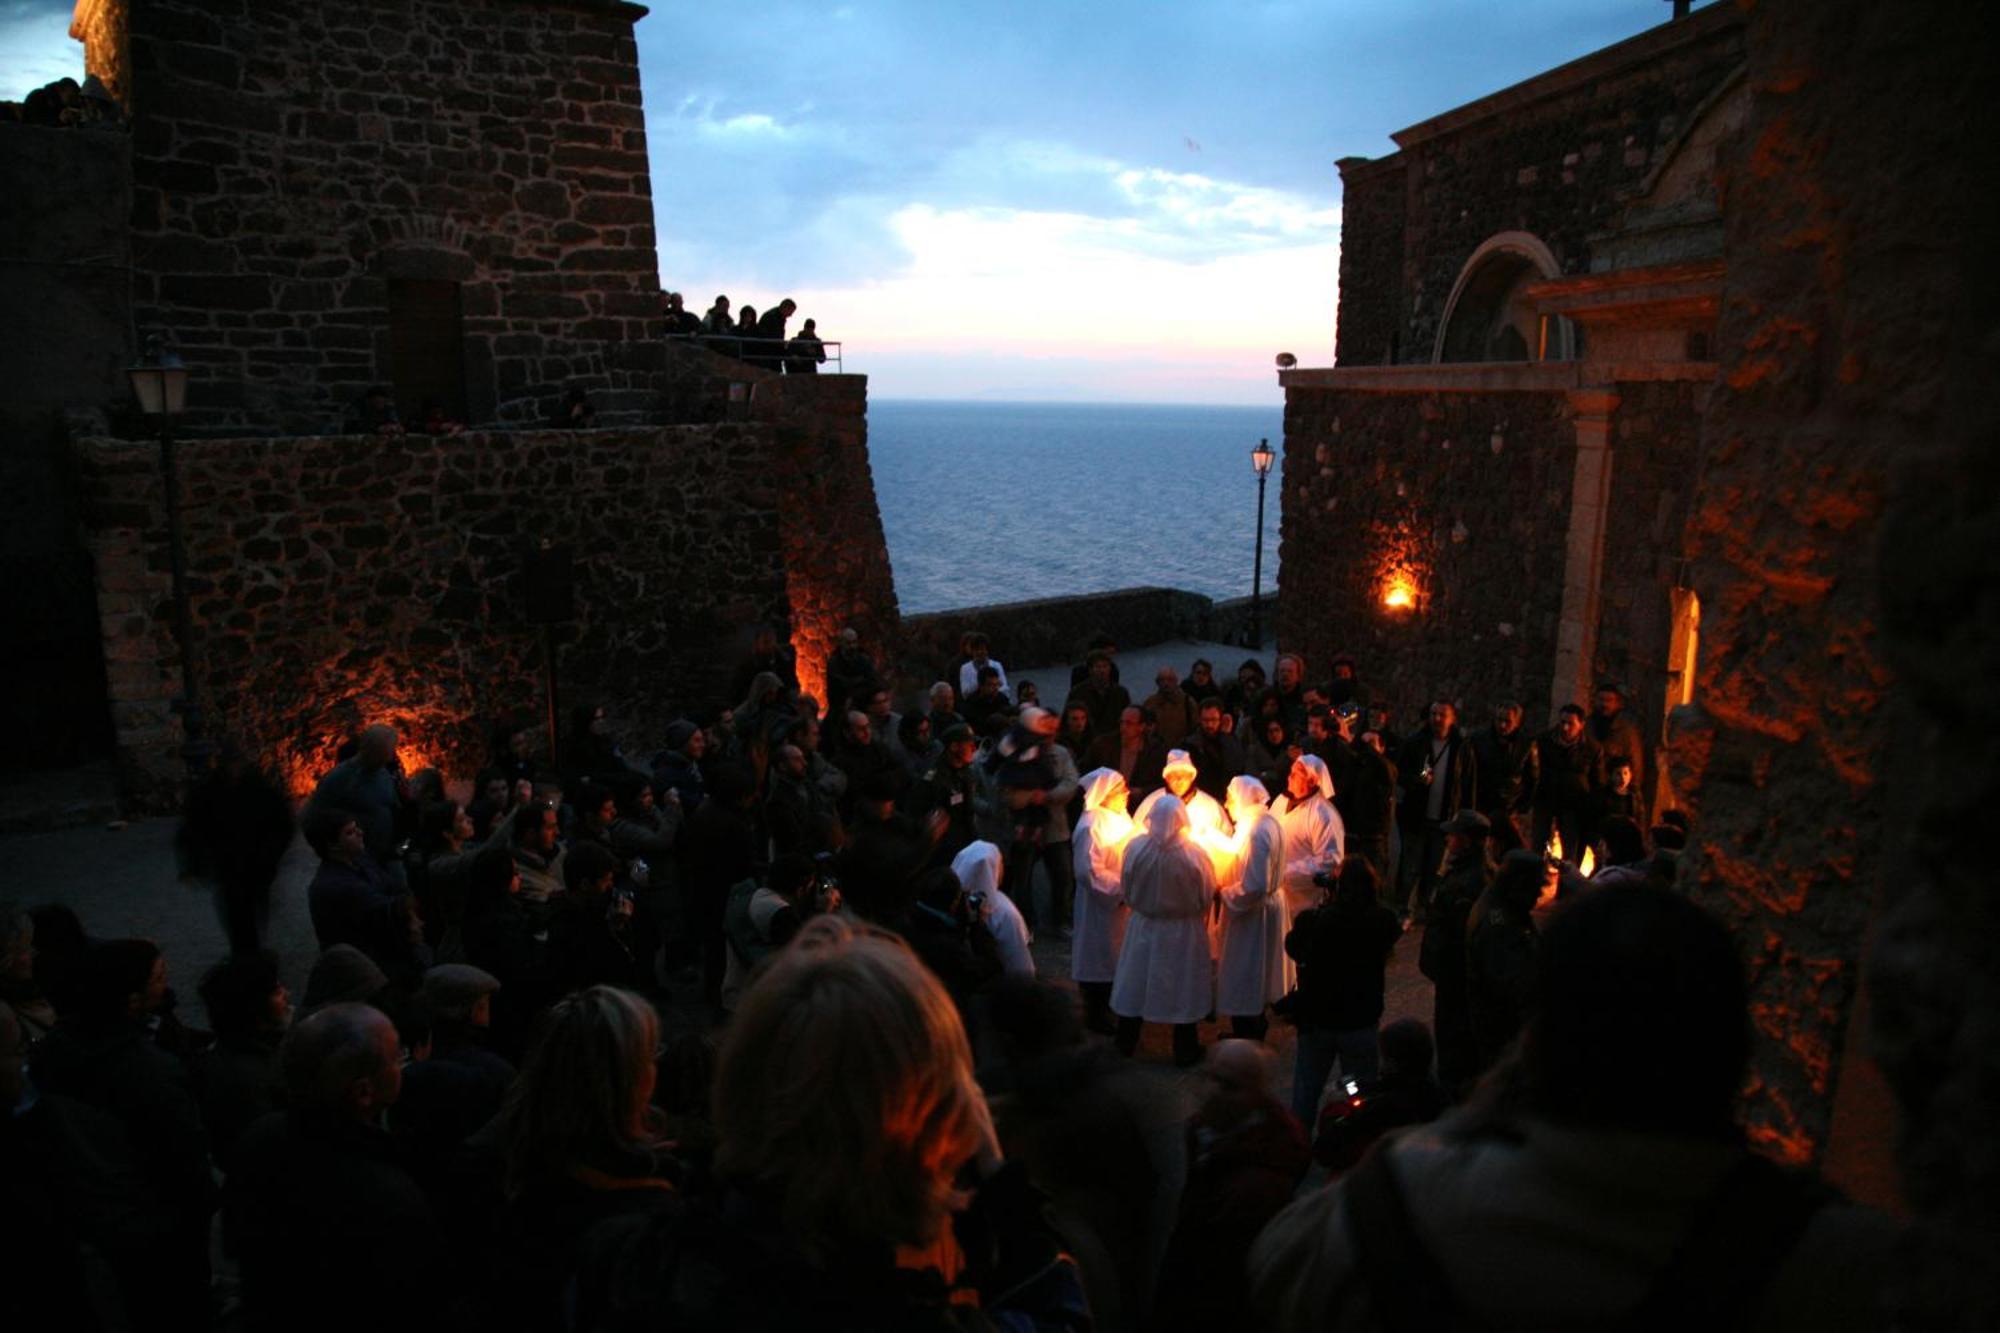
xmin=1249 ymin=437 xmax=1276 ymax=649
xmin=127 ymin=335 xmax=208 ymax=782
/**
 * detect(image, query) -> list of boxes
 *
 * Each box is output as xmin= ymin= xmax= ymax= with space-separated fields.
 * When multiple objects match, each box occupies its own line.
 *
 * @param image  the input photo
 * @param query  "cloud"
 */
xmin=0 ymin=1 xmax=82 ymax=102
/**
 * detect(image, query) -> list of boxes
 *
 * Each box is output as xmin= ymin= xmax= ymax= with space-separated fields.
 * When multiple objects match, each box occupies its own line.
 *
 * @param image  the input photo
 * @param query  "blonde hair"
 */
xmin=715 ymin=916 xmax=990 ymax=1260
xmin=499 ymin=985 xmax=659 ymax=1197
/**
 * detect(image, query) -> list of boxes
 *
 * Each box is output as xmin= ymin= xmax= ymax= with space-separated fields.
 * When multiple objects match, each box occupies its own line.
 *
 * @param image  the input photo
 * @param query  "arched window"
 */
xmin=1433 ymin=231 xmax=1573 ymax=364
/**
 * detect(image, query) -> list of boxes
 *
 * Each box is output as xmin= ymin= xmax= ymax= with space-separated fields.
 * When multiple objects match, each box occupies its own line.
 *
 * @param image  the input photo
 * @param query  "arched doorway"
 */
xmin=1433 ymin=231 xmax=1574 ymax=364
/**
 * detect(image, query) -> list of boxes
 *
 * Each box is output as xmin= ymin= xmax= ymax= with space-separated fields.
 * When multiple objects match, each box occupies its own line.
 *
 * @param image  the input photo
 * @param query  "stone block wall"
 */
xmin=80 ymin=0 xmax=665 ymax=433
xmin=899 ymin=587 xmax=1218 ymax=696
xmin=1591 ymin=376 xmax=1707 ymax=708
xmin=1276 ymin=386 xmax=1574 ymax=724
xmin=1336 ymin=6 xmax=1745 ymax=365
xmin=1332 ymin=156 xmax=1406 ymax=366
xmin=76 ymin=425 xmax=794 ymax=806
xmin=1672 ymin=0 xmax=1996 ymax=1316
xmin=0 ymin=120 xmax=131 ymax=769
xmin=754 ymin=373 xmax=901 ymax=712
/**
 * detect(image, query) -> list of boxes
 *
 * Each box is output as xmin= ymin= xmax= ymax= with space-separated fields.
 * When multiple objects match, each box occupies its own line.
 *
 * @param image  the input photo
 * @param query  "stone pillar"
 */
xmin=1548 ymin=387 xmax=1619 ymax=716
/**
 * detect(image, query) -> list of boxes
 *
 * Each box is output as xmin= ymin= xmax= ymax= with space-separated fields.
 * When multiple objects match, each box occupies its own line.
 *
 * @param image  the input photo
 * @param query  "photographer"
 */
xmin=719 ymin=854 xmax=838 ymax=1012
xmin=895 ymin=866 xmax=1004 ymax=1020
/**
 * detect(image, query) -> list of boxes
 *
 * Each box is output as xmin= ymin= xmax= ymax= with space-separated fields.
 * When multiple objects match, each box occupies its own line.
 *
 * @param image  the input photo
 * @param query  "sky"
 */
xmin=2 ymin=1 xmax=1700 ymax=403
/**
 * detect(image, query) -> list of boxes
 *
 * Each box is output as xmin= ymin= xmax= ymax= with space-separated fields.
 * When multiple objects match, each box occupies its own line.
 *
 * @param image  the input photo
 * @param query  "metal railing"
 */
xmin=665 ymin=332 xmax=842 ymax=374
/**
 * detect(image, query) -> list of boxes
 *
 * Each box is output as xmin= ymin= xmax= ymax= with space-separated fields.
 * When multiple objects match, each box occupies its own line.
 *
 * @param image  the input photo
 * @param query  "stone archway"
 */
xmin=1433 ymin=231 xmax=1573 ymax=364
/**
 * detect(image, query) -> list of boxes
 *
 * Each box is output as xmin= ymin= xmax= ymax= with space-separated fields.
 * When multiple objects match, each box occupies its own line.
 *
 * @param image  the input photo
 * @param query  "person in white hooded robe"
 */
xmin=1208 ymin=775 xmax=1291 ymax=1040
xmin=1070 ymin=767 xmax=1134 ymax=1034
xmin=1110 ymin=794 xmax=1216 ymax=1066
xmin=1271 ymin=753 xmax=1346 ymax=924
xmin=1131 ymin=749 xmax=1230 ymax=841
xmin=950 ymin=839 xmax=1035 ymax=978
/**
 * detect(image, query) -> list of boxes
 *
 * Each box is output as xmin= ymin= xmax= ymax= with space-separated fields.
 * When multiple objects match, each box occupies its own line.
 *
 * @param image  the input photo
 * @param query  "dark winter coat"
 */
xmin=1394 ymin=727 xmax=1478 ymax=832
xmin=224 ymin=1109 xmax=443 ymax=1333
xmin=1524 ymin=730 xmax=1605 ymax=820
xmin=1470 ymin=723 xmax=1533 ymax=817
xmin=1284 ymin=897 xmax=1402 ymax=1032
xmin=568 ymin=1163 xmax=1088 ymax=1333
xmin=1156 ymin=1089 xmax=1311 ymax=1333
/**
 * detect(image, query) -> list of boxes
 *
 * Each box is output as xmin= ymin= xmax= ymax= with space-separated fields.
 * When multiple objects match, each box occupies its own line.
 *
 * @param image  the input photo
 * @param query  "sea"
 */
xmin=868 ymin=399 xmax=1285 ymax=615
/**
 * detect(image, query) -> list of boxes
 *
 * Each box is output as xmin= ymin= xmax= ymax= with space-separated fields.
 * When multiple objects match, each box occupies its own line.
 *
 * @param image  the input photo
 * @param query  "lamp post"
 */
xmin=127 ymin=336 xmax=207 ymax=781
xmin=1249 ymin=437 xmax=1276 ymax=649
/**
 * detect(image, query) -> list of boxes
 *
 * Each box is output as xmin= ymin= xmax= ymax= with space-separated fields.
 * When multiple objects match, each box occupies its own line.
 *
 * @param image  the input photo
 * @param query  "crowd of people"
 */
xmin=661 ymin=290 xmax=829 ymax=374
xmin=0 ymin=626 xmax=1901 ymax=1330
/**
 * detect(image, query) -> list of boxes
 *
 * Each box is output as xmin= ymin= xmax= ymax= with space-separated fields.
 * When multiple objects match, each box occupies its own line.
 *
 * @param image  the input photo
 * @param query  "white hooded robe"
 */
xmin=1109 ymin=795 xmax=1216 ymax=1024
xmin=1272 ymin=753 xmax=1346 ymax=922
xmin=951 ymin=840 xmax=1035 ymax=978
xmin=1070 ymin=768 xmax=1134 ymax=985
xmin=1211 ymin=776 xmax=1293 ymax=1013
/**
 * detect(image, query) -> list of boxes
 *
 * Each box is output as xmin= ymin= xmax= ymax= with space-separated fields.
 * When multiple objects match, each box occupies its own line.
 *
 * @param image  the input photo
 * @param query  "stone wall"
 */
xmin=1332 ymin=156 xmax=1405 ymax=365
xmin=1591 ymin=376 xmax=1708 ymax=715
xmin=1336 ymin=6 xmax=1745 ymax=366
xmin=0 ymin=120 xmax=131 ymax=769
xmin=899 ymin=587 xmax=1220 ymax=693
xmin=77 ymin=425 xmax=794 ymax=806
xmin=84 ymin=0 xmax=665 ymax=433
xmin=759 ymin=373 xmax=899 ymax=711
xmin=1675 ymin=0 xmax=1996 ymax=1319
xmin=1276 ymin=385 xmax=1575 ymax=724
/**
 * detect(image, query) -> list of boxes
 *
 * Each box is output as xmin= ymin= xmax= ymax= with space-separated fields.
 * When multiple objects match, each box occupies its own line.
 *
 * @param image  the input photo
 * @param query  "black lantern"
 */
xmin=128 ymin=335 xmax=208 ymax=782
xmin=1249 ymin=437 xmax=1275 ymax=648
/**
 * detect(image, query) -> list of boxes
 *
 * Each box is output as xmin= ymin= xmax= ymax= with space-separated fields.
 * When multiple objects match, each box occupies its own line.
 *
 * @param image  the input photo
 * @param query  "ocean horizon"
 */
xmin=868 ymin=398 xmax=1285 ymax=615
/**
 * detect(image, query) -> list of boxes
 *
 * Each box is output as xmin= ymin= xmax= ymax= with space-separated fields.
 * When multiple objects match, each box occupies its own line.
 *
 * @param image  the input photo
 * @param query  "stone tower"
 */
xmin=70 ymin=0 xmax=666 ymax=433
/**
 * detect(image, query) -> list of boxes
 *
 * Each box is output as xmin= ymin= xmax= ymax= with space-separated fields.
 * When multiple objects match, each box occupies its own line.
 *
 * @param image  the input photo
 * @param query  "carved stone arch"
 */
xmin=1433 ymin=231 xmax=1571 ymax=364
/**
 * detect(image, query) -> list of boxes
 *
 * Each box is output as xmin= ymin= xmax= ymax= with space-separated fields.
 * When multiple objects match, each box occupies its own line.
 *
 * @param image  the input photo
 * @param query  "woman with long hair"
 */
xmin=574 ymin=919 xmax=1089 ymax=1329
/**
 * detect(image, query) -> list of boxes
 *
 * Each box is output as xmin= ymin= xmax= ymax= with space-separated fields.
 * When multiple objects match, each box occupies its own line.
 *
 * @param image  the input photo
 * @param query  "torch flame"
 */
xmin=1383 ymin=581 xmax=1415 ymax=610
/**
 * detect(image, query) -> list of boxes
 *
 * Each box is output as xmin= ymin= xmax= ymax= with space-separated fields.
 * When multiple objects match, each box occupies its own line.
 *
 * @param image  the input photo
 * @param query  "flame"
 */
xmin=1542 ymin=827 xmax=1596 ymax=879
xmin=1578 ymin=845 xmax=1596 ymax=877
xmin=1382 ymin=580 xmax=1416 ymax=610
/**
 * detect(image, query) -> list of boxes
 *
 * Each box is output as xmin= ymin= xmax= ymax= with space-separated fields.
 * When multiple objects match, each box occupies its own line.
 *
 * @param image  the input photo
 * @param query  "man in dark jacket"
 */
xmin=1325 ymin=707 xmax=1397 ymax=905
xmin=1064 ymin=651 xmax=1131 ymax=741
xmin=305 ymin=805 xmax=430 ymax=990
xmin=1469 ymin=701 xmax=1532 ymax=839
xmin=1185 ymin=698 xmax=1247 ymax=805
xmin=837 ymin=771 xmax=939 ymax=924
xmin=825 ymin=708 xmax=906 ymax=818
xmin=766 ymin=742 xmax=843 ymax=859
xmin=1466 ymin=849 xmax=1548 ymax=1072
xmin=1283 ymin=860 xmax=1402 ymax=1126
xmin=1523 ymin=703 xmax=1604 ymax=857
xmin=225 ymin=1003 xmax=443 ymax=1333
xmin=1416 ymin=810 xmax=1494 ymax=1091
xmin=307 ymin=723 xmax=408 ymax=877
xmin=903 ymin=723 xmax=982 ymax=866
xmin=32 ymin=940 xmax=215 ymax=1324
xmin=194 ymin=949 xmax=290 ymax=1174
xmin=822 ymin=627 xmax=880 ymax=718
xmin=679 ymin=764 xmax=764 ymax=1009
xmin=395 ymin=965 xmax=513 ymax=1161
xmin=1393 ymin=700 xmax=1478 ymax=920
xmin=1156 ymin=1040 xmax=1310 ymax=1333
xmin=751 ymin=297 xmax=796 ymax=370
xmin=1588 ymin=681 xmax=1647 ymax=822
xmin=1083 ymin=706 xmax=1168 ymax=811
xmin=1311 ymin=1018 xmax=1448 ymax=1173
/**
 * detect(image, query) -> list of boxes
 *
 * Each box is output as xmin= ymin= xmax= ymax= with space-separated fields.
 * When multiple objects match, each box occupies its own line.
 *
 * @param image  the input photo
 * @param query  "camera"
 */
xmin=1312 ymin=868 xmax=1340 ymax=889
xmin=963 ymin=890 xmax=986 ymax=915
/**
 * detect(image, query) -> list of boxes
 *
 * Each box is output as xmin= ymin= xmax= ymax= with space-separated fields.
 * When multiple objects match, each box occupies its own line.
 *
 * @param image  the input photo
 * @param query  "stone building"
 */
xmin=1280 ymin=9 xmax=2000 ymax=1310
xmin=3 ymin=0 xmax=899 ymax=801
xmin=1278 ymin=2 xmax=1744 ymax=769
